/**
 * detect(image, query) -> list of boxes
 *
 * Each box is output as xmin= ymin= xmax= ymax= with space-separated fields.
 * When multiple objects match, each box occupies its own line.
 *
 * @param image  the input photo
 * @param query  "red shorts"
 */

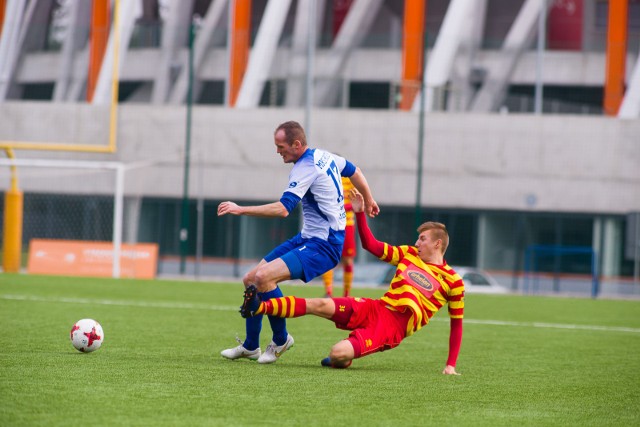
xmin=331 ymin=298 xmax=409 ymax=358
xmin=342 ymin=225 xmax=356 ymax=258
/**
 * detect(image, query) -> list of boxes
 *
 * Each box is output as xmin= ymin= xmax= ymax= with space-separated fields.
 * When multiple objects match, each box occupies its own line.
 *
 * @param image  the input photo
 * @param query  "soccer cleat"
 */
xmin=220 ymin=337 xmax=261 ymax=361
xmin=257 ymin=334 xmax=294 ymax=364
xmin=239 ymin=285 xmax=259 ymax=318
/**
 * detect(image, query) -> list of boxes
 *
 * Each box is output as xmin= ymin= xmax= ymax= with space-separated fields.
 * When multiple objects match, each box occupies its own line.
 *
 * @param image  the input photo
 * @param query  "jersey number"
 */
xmin=326 ymin=160 xmax=344 ymax=203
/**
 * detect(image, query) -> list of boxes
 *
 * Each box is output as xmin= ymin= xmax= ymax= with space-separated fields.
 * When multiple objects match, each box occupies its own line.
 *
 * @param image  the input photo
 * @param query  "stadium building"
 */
xmin=0 ymin=0 xmax=639 ymax=295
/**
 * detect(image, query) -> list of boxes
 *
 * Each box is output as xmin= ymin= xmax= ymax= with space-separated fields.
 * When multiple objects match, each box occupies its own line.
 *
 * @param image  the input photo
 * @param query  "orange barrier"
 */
xmin=28 ymin=239 xmax=158 ymax=279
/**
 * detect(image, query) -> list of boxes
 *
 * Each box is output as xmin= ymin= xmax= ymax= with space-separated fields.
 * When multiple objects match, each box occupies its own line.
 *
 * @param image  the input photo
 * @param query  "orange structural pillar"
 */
xmin=399 ymin=0 xmax=426 ymax=110
xmin=603 ymin=0 xmax=628 ymax=116
xmin=0 ymin=0 xmax=6 ymax=35
xmin=87 ymin=0 xmax=111 ymax=102
xmin=2 ymin=188 xmax=23 ymax=273
xmin=229 ymin=0 xmax=251 ymax=107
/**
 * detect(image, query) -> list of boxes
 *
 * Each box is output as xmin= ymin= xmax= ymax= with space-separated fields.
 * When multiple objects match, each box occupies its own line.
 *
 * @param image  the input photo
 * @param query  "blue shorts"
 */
xmin=264 ymin=232 xmax=344 ymax=283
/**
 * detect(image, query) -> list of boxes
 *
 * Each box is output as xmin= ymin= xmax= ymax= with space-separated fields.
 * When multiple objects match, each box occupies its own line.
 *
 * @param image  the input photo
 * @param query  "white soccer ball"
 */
xmin=70 ymin=319 xmax=104 ymax=353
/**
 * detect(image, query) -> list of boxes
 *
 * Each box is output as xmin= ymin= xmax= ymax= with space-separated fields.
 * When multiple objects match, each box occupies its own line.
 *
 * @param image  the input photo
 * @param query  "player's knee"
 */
xmin=329 ymin=341 xmax=354 ymax=362
xmin=253 ymin=267 xmax=276 ymax=292
xmin=242 ymin=271 xmax=254 ymax=287
xmin=316 ymin=298 xmax=334 ymax=311
xmin=307 ymin=298 xmax=333 ymax=315
xmin=253 ymin=268 xmax=266 ymax=286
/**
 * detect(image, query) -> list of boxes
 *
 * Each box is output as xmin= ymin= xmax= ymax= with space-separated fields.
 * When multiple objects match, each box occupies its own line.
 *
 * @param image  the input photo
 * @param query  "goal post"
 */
xmin=523 ymin=244 xmax=599 ymax=298
xmin=0 ymin=158 xmax=125 ymax=277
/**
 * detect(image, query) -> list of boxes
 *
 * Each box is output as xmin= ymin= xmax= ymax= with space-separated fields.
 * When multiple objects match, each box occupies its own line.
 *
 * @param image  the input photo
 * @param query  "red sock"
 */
xmin=258 ymin=296 xmax=307 ymax=317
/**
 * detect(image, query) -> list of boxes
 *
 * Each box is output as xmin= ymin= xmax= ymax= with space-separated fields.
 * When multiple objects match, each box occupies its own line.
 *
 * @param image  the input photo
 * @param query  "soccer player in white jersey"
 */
xmin=217 ymin=121 xmax=378 ymax=364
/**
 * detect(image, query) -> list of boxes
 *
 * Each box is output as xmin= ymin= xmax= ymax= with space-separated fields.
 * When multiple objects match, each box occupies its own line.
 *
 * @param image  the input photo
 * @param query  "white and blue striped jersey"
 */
xmin=279 ymin=148 xmax=356 ymax=244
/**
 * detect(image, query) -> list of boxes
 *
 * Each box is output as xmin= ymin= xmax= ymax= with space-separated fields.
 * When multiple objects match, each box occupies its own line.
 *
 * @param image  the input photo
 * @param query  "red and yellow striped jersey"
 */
xmin=342 ymin=177 xmax=355 ymax=226
xmin=378 ymin=244 xmax=465 ymax=336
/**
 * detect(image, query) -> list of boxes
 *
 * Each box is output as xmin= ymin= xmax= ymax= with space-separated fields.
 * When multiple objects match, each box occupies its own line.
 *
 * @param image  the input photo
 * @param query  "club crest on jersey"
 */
xmin=408 ymin=271 xmax=433 ymax=291
xmin=289 ymin=182 xmax=298 ymax=188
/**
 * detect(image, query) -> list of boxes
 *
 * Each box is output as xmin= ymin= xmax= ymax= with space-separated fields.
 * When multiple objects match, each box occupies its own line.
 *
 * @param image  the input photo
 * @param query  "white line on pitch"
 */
xmin=0 ymin=294 xmax=236 ymax=312
xmin=429 ymin=317 xmax=640 ymax=334
xmin=3 ymin=293 xmax=640 ymax=334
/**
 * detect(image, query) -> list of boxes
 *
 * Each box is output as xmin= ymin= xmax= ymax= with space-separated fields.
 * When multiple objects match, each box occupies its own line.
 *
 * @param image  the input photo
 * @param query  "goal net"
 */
xmin=523 ymin=244 xmax=599 ymax=297
xmin=0 ymin=158 xmax=155 ymax=278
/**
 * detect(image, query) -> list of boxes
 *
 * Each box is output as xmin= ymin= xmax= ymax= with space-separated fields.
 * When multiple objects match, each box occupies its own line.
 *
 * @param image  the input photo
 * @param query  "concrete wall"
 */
xmin=18 ymin=49 xmax=636 ymax=88
xmin=1 ymin=102 xmax=639 ymax=214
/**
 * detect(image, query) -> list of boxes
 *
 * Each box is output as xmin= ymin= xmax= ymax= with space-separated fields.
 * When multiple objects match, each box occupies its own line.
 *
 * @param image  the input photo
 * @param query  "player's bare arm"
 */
xmin=217 ymin=201 xmax=289 ymax=218
xmin=348 ymin=168 xmax=379 ymax=218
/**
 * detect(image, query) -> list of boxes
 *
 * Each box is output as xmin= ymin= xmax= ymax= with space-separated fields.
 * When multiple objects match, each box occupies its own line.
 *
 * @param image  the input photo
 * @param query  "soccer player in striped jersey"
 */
xmin=218 ymin=121 xmax=378 ymax=365
xmin=240 ymin=189 xmax=464 ymax=373
xmin=322 ymin=177 xmax=356 ymax=297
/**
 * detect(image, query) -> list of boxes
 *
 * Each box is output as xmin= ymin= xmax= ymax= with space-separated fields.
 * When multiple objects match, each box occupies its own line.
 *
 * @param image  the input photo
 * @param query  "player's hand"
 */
xmin=365 ymin=199 xmax=380 ymax=218
xmin=442 ymin=365 xmax=460 ymax=375
xmin=349 ymin=189 xmax=364 ymax=213
xmin=217 ymin=201 xmax=242 ymax=216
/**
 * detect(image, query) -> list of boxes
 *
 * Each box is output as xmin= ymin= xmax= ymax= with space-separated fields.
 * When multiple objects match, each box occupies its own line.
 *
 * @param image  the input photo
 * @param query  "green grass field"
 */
xmin=1 ymin=274 xmax=639 ymax=426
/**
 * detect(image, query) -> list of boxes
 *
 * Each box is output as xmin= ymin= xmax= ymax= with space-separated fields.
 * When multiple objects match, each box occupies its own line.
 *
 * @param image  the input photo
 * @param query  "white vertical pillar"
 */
xmin=286 ymin=0 xmax=325 ymax=108
xmin=471 ymin=0 xmax=545 ymax=112
xmin=92 ymin=0 xmax=140 ymax=105
xmin=151 ymin=0 xmax=194 ymax=104
xmin=169 ymin=0 xmax=228 ymax=104
xmin=112 ymin=163 xmax=125 ymax=278
xmin=533 ymin=0 xmax=547 ymax=114
xmin=0 ymin=0 xmax=27 ymax=100
xmin=412 ymin=0 xmax=476 ymax=112
xmin=618 ymin=47 xmax=640 ymax=119
xmin=54 ymin=1 xmax=91 ymax=101
xmin=476 ymin=213 xmax=489 ymax=269
xmin=447 ymin=0 xmax=487 ymax=112
xmin=595 ymin=217 xmax=621 ymax=278
xmin=314 ymin=0 xmax=383 ymax=107
xmin=234 ymin=0 xmax=293 ymax=108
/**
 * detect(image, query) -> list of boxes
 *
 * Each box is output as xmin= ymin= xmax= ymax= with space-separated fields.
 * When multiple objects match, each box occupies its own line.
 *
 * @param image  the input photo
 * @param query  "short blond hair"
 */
xmin=417 ymin=221 xmax=449 ymax=254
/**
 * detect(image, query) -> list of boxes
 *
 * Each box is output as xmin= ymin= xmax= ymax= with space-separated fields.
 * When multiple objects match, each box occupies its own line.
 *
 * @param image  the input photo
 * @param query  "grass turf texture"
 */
xmin=1 ymin=274 xmax=639 ymax=426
